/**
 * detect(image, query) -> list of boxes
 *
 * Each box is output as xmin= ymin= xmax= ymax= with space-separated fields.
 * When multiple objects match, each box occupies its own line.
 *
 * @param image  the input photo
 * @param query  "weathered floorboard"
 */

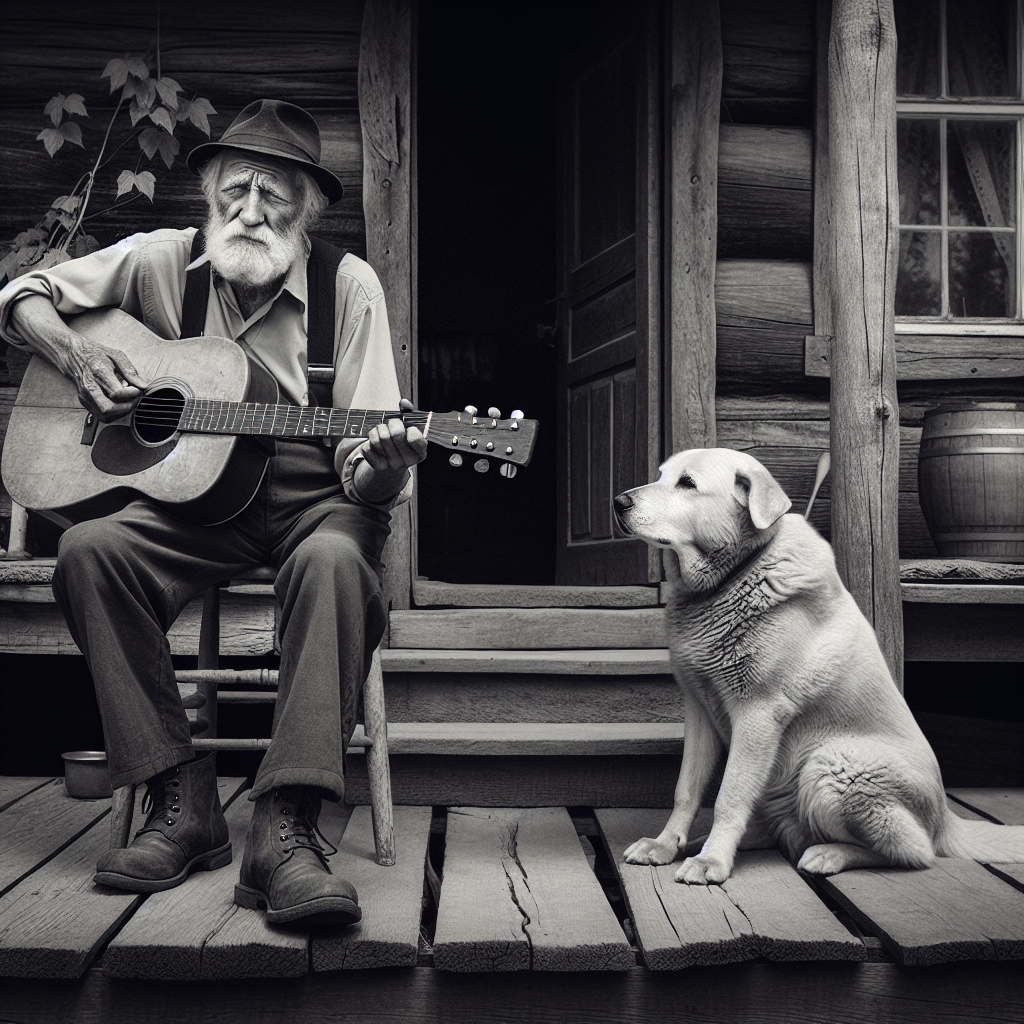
xmin=597 ymin=808 xmax=863 ymax=969
xmin=0 ymin=778 xmax=111 ymax=893
xmin=434 ymin=807 xmax=633 ymax=972
xmin=946 ymin=789 xmax=1024 ymax=826
xmin=102 ymin=781 xmax=300 ymax=980
xmin=819 ymin=857 xmax=1024 ymax=966
xmin=0 ymin=776 xmax=52 ymax=811
xmin=313 ymin=804 xmax=432 ymax=971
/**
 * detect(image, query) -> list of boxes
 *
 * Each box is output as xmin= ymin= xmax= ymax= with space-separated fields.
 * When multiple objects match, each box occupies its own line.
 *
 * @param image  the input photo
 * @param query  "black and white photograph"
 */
xmin=0 ymin=1 xmax=1021 ymax=1021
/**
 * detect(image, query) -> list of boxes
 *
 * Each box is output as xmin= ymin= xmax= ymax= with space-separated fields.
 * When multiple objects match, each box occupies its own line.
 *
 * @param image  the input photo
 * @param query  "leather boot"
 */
xmin=94 ymin=753 xmax=231 ymax=892
xmin=234 ymin=786 xmax=360 ymax=926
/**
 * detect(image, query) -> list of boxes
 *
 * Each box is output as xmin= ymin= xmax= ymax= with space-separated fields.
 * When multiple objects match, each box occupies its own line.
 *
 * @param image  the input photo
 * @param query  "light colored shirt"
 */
xmin=0 ymin=227 xmax=410 ymax=508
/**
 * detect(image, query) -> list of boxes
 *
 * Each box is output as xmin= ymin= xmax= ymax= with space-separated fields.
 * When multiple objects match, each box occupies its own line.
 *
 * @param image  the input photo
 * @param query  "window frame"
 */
xmin=895 ymin=0 xmax=1024 ymax=334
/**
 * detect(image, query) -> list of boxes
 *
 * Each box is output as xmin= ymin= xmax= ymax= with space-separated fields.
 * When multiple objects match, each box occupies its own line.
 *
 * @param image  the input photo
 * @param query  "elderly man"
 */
xmin=0 ymin=100 xmax=425 ymax=926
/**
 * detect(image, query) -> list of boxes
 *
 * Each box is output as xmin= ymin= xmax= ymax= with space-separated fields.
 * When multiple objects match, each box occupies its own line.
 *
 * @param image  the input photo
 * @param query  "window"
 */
xmin=895 ymin=0 xmax=1023 ymax=324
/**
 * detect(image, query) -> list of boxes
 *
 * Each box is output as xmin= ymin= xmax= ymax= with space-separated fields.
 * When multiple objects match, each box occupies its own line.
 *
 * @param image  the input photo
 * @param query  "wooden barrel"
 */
xmin=917 ymin=401 xmax=1024 ymax=562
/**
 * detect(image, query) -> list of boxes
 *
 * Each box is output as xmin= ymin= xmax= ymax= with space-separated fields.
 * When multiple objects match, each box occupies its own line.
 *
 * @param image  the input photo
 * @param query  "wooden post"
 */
xmin=826 ymin=0 xmax=904 ymax=687
xmin=359 ymin=0 xmax=414 ymax=615
xmin=667 ymin=0 xmax=721 ymax=453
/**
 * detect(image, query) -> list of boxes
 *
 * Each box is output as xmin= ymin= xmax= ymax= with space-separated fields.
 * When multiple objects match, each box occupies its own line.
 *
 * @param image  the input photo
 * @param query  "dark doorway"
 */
xmin=416 ymin=1 xmax=621 ymax=585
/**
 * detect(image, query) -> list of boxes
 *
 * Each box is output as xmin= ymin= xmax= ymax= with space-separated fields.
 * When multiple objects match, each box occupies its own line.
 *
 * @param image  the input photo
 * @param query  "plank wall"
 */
xmin=0 ymin=0 xmax=366 ymax=542
xmin=714 ymin=0 xmax=1022 ymax=558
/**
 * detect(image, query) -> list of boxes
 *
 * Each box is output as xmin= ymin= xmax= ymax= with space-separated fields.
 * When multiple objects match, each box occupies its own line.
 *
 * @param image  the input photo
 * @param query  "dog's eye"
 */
xmin=676 ymin=475 xmax=696 ymax=490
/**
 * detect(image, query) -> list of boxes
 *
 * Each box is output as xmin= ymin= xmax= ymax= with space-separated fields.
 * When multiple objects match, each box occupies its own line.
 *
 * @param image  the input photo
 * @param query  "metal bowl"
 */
xmin=61 ymin=750 xmax=113 ymax=799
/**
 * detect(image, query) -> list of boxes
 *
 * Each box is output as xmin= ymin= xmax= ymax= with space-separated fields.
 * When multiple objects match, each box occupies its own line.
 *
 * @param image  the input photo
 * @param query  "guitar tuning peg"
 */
xmin=464 ymin=405 xmax=478 ymax=416
xmin=449 ymin=453 xmax=464 ymax=467
xmin=500 ymin=464 xmax=518 ymax=479
xmin=511 ymin=410 xmax=524 ymax=420
xmin=487 ymin=407 xmax=501 ymax=419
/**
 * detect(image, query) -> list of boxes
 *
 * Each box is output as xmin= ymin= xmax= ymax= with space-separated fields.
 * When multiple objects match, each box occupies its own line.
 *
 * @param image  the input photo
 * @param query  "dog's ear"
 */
xmin=734 ymin=463 xmax=792 ymax=530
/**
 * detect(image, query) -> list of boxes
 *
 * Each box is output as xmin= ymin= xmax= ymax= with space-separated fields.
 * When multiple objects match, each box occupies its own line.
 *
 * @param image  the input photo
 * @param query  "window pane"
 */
xmin=949 ymin=231 xmax=1015 ymax=316
xmin=896 ymin=0 xmax=941 ymax=97
xmin=897 ymin=231 xmax=942 ymax=315
xmin=948 ymin=120 xmax=1017 ymax=228
xmin=947 ymin=0 xmax=1018 ymax=97
xmin=898 ymin=119 xmax=940 ymax=224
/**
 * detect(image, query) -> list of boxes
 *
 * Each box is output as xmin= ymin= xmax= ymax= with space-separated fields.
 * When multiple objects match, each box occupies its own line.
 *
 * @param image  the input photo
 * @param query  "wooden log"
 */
xmin=945 ymin=789 xmax=1024 ymax=826
xmin=359 ymin=0 xmax=413 ymax=614
xmin=718 ymin=125 xmax=812 ymax=260
xmin=388 ymin=608 xmax=668 ymax=650
xmin=819 ymin=857 xmax=1024 ymax=965
xmin=666 ymin=0 xmax=721 ymax=452
xmin=312 ymin=805 xmax=432 ymax=971
xmin=433 ymin=807 xmax=633 ymax=972
xmin=826 ymin=0 xmax=903 ymax=686
xmin=597 ymin=808 xmax=864 ymax=969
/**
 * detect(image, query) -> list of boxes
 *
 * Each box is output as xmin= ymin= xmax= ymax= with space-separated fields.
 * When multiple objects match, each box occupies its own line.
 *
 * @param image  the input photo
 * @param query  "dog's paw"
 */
xmin=624 ymin=836 xmax=678 ymax=866
xmin=797 ymin=842 xmax=887 ymax=875
xmin=675 ymin=854 xmax=731 ymax=885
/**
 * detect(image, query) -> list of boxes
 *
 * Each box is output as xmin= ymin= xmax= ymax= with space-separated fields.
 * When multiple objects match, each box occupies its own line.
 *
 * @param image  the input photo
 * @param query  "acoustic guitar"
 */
xmin=1 ymin=308 xmax=538 ymax=525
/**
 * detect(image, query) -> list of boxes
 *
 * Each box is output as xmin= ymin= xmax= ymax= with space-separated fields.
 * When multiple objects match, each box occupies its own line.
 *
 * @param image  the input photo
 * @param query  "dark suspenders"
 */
xmin=179 ymin=229 xmax=347 ymax=407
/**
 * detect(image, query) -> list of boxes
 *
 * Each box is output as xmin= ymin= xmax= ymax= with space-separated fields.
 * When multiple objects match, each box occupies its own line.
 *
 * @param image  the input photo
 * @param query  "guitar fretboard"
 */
xmin=175 ymin=400 xmax=430 ymax=440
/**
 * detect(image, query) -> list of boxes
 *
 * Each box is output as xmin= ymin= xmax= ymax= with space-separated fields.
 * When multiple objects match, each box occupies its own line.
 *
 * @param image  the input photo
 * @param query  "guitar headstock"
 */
xmin=424 ymin=406 xmax=538 ymax=474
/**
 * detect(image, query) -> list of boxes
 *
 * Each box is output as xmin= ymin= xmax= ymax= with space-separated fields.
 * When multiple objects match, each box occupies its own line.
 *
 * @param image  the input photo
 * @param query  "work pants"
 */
xmin=51 ymin=442 xmax=391 ymax=801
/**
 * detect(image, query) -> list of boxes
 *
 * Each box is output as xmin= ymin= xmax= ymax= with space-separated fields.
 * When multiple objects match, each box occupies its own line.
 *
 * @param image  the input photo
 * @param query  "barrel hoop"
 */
xmin=932 ymin=532 xmax=1024 ymax=542
xmin=922 ymin=427 xmax=1024 ymax=439
xmin=919 ymin=447 xmax=1024 ymax=458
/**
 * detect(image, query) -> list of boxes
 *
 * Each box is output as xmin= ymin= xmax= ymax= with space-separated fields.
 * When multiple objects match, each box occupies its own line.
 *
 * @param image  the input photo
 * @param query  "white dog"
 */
xmin=614 ymin=447 xmax=1023 ymax=884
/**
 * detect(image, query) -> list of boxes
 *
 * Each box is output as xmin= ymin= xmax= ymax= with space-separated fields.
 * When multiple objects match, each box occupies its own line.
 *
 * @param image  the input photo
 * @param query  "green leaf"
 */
xmin=36 ymin=126 xmax=65 ymax=156
xmin=134 ymin=170 xmax=156 ymax=200
xmin=187 ymin=97 xmax=216 ymax=136
xmin=41 ymin=210 xmax=59 ymax=229
xmin=102 ymin=57 xmax=130 ymax=92
xmin=154 ymin=77 xmax=182 ymax=108
xmin=52 ymin=195 xmax=81 ymax=213
xmin=71 ymin=233 xmax=101 ymax=258
xmin=126 ymin=55 xmax=149 ymax=79
xmin=63 ymin=93 xmax=88 ymax=118
xmin=56 ymin=211 xmax=76 ymax=230
xmin=124 ymin=75 xmax=156 ymax=109
xmin=13 ymin=228 xmax=46 ymax=246
xmin=44 ymin=94 xmax=66 ymax=126
xmin=59 ymin=122 xmax=83 ymax=148
xmin=129 ymin=97 xmax=149 ymax=127
xmin=148 ymin=105 xmax=175 ymax=134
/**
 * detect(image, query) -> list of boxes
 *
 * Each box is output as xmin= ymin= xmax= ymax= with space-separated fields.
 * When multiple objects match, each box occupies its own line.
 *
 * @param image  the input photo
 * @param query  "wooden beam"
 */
xmin=359 ymin=0 xmax=414 ymax=613
xmin=667 ymin=0 xmax=721 ymax=452
xmin=825 ymin=0 xmax=903 ymax=686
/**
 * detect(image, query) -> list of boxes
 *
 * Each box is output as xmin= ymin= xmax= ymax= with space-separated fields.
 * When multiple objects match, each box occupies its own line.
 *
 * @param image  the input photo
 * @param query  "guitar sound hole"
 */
xmin=133 ymin=386 xmax=186 ymax=446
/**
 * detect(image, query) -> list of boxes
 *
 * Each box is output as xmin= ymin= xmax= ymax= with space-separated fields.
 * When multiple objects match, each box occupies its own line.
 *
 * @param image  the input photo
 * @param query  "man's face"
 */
xmin=204 ymin=153 xmax=306 ymax=291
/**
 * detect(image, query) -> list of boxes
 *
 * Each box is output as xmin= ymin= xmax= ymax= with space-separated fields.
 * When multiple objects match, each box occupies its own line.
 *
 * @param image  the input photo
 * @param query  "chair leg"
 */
xmin=362 ymin=645 xmax=396 ymax=866
xmin=195 ymin=585 xmax=220 ymax=738
xmin=110 ymin=783 xmax=137 ymax=848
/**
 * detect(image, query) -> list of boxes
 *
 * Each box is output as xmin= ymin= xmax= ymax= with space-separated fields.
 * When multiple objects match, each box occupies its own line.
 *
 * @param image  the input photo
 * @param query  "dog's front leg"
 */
xmin=624 ymin=694 xmax=722 ymax=866
xmin=677 ymin=708 xmax=784 ymax=885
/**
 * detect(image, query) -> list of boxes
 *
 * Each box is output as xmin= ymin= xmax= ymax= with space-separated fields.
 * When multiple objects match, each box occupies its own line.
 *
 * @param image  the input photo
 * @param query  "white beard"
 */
xmin=204 ymin=216 xmax=304 ymax=290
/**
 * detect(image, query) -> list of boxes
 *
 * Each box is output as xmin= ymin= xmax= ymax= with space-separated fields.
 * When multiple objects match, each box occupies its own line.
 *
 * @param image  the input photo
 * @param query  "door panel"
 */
xmin=556 ymin=5 xmax=662 ymax=586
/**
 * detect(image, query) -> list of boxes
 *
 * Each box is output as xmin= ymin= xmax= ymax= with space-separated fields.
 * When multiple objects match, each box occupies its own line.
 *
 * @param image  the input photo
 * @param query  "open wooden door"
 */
xmin=555 ymin=4 xmax=662 ymax=586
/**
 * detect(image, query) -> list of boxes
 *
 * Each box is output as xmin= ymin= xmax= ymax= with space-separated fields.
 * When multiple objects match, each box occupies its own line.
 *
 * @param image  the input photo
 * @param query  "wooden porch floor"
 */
xmin=0 ymin=777 xmax=1022 ymax=1023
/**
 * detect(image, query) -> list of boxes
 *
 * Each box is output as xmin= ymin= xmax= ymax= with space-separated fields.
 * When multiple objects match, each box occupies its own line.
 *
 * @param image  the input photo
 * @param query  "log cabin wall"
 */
xmin=0 ymin=0 xmax=366 ymax=549
xmin=713 ymin=0 xmax=1022 ymax=558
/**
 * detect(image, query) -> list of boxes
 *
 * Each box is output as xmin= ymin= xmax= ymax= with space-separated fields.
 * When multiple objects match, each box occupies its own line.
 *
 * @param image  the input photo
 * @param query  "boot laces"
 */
xmin=276 ymin=787 xmax=338 ymax=867
xmin=139 ymin=765 xmax=182 ymax=831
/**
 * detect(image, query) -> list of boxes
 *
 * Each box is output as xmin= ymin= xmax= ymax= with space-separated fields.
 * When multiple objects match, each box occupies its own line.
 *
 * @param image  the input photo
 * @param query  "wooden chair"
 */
xmin=109 ymin=566 xmax=396 ymax=866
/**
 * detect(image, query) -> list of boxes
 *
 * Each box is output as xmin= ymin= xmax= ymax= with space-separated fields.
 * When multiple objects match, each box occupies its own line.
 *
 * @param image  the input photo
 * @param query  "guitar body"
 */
xmin=1 ymin=309 xmax=277 ymax=525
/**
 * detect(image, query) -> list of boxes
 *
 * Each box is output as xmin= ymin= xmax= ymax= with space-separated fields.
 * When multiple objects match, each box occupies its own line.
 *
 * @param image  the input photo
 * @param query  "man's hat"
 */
xmin=186 ymin=99 xmax=344 ymax=205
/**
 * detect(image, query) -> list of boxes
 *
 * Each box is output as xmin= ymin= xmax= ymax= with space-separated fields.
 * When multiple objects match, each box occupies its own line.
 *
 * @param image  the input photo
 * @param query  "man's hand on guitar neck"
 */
xmin=351 ymin=398 xmax=428 ymax=505
xmin=10 ymin=295 xmax=147 ymax=421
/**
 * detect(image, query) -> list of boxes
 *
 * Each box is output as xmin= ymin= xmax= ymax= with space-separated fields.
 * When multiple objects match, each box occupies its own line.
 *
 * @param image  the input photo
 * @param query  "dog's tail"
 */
xmin=936 ymin=811 xmax=1024 ymax=862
